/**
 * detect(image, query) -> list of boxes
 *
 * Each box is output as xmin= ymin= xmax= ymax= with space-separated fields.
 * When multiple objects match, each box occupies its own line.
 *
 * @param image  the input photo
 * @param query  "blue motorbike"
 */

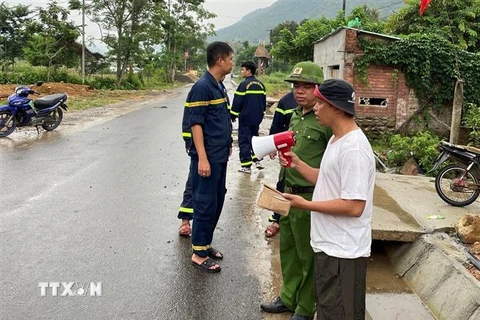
xmin=0 ymin=81 xmax=68 ymax=137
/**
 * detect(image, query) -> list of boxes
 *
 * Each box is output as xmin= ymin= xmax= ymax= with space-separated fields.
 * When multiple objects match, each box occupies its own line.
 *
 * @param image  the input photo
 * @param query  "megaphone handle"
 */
xmin=281 ymin=149 xmax=292 ymax=167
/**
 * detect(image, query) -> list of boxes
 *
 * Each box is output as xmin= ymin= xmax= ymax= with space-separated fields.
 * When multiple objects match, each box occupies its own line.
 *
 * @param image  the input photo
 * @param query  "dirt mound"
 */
xmin=174 ymin=74 xmax=195 ymax=83
xmin=0 ymin=82 xmax=94 ymax=100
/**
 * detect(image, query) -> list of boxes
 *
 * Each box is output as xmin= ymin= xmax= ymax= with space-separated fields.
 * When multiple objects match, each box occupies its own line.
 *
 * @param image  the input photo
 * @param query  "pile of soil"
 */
xmin=0 ymin=82 xmax=94 ymax=100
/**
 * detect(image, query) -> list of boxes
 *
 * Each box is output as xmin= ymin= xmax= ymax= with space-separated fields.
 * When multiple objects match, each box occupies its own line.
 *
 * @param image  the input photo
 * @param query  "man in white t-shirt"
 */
xmin=281 ymin=79 xmax=375 ymax=320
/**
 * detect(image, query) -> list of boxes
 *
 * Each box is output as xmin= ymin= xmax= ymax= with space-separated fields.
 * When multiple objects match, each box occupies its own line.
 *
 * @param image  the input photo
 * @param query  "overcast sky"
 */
xmin=204 ymin=0 xmax=276 ymax=29
xmin=9 ymin=0 xmax=277 ymax=52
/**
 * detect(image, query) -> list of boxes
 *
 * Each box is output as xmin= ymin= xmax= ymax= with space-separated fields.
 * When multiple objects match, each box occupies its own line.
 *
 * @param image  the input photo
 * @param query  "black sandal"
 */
xmin=206 ymin=247 xmax=223 ymax=260
xmin=191 ymin=258 xmax=221 ymax=273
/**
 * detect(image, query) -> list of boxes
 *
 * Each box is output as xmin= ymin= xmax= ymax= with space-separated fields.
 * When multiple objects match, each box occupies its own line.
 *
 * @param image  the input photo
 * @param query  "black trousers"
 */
xmin=177 ymin=169 xmax=193 ymax=220
xmin=238 ymin=124 xmax=259 ymax=167
xmin=314 ymin=252 xmax=367 ymax=320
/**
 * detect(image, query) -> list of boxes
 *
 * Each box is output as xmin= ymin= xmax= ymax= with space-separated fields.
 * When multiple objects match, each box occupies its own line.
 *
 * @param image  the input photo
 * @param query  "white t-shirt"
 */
xmin=310 ymin=128 xmax=375 ymax=259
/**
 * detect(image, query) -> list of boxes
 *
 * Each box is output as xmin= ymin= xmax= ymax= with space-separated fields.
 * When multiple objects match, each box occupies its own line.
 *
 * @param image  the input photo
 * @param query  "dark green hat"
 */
xmin=284 ymin=61 xmax=324 ymax=85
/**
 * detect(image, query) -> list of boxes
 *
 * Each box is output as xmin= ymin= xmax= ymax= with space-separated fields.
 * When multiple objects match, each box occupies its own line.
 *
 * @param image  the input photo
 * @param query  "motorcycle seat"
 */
xmin=34 ymin=93 xmax=67 ymax=109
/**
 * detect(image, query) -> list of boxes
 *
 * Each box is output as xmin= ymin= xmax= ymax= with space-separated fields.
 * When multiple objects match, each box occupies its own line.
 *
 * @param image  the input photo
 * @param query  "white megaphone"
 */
xmin=252 ymin=131 xmax=296 ymax=167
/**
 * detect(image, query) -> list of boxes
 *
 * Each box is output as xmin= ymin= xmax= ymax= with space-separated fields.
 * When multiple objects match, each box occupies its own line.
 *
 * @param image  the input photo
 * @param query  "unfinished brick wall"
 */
xmin=342 ymin=29 xmax=421 ymax=136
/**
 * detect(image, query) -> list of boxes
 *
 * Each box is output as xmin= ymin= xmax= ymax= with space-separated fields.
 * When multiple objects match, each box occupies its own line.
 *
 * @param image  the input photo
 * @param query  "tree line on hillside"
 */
xmin=0 ymin=0 xmax=214 ymax=87
xmin=231 ymin=0 xmax=479 ymax=144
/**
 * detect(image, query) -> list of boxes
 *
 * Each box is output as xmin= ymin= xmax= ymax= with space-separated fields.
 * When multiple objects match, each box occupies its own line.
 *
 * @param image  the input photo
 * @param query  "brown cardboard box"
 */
xmin=257 ymin=184 xmax=291 ymax=216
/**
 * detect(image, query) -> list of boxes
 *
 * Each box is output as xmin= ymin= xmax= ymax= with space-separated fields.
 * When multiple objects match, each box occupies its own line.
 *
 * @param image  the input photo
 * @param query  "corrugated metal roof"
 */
xmin=313 ymin=27 xmax=400 ymax=44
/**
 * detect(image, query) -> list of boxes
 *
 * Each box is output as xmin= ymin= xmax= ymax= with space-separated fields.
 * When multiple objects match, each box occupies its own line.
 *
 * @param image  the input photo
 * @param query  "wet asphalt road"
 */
xmin=0 ymin=82 xmax=284 ymax=320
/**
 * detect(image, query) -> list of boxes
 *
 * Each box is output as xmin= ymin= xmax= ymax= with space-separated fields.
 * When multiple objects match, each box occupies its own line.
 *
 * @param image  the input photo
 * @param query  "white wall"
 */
xmin=313 ymin=29 xmax=346 ymax=80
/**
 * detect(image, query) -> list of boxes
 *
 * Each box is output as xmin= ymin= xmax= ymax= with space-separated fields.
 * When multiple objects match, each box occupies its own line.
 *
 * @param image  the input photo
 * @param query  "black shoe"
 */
xmin=290 ymin=313 xmax=314 ymax=320
xmin=260 ymin=297 xmax=291 ymax=313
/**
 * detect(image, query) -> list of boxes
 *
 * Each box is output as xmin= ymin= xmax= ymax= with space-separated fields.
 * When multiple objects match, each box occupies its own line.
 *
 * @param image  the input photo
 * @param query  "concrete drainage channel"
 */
xmin=364 ymin=234 xmax=480 ymax=320
xmin=366 ymin=241 xmax=436 ymax=320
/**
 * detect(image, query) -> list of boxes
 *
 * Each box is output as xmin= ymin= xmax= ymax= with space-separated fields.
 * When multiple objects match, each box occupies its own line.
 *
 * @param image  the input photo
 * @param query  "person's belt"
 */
xmin=285 ymin=185 xmax=315 ymax=194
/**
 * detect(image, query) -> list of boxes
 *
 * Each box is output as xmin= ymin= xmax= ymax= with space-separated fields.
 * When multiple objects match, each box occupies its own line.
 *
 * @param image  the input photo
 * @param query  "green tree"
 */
xmin=86 ymin=0 xmax=156 ymax=86
xmin=0 ymin=3 xmax=31 ymax=71
xmin=270 ymin=21 xmax=298 ymax=46
xmin=271 ymin=5 xmax=387 ymax=63
xmin=234 ymin=41 xmax=257 ymax=69
xmin=23 ymin=1 xmax=80 ymax=79
xmin=386 ymin=0 xmax=480 ymax=52
xmin=160 ymin=0 xmax=215 ymax=82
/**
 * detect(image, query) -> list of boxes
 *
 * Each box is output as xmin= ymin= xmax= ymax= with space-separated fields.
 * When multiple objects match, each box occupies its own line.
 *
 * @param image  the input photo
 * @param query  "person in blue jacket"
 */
xmin=178 ymin=79 xmax=230 ymax=237
xmin=264 ymin=90 xmax=297 ymax=237
xmin=230 ymin=61 xmax=267 ymax=174
xmin=181 ymin=41 xmax=233 ymax=273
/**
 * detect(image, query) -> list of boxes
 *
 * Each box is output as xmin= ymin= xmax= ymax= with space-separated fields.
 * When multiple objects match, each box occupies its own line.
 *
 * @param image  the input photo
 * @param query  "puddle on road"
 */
xmin=374 ymin=185 xmax=423 ymax=229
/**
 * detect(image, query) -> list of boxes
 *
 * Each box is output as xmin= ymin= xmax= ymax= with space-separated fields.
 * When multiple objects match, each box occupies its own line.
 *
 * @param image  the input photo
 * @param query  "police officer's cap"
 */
xmin=284 ymin=61 xmax=324 ymax=85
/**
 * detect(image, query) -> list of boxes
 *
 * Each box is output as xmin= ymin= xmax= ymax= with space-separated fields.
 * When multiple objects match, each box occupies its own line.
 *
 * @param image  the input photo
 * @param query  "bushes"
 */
xmin=374 ymin=131 xmax=441 ymax=172
xmin=463 ymin=103 xmax=480 ymax=146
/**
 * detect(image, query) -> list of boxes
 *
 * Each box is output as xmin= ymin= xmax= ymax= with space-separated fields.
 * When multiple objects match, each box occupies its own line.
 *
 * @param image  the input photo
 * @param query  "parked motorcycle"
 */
xmin=430 ymin=141 xmax=480 ymax=207
xmin=0 ymin=81 xmax=68 ymax=137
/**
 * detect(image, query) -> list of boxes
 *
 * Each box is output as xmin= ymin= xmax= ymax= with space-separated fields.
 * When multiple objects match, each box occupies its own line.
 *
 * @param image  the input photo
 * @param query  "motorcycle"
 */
xmin=430 ymin=141 xmax=480 ymax=207
xmin=0 ymin=81 xmax=68 ymax=137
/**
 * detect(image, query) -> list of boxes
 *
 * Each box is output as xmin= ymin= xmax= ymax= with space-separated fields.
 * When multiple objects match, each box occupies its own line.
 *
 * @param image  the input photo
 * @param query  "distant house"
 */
xmin=313 ymin=27 xmax=451 ymax=137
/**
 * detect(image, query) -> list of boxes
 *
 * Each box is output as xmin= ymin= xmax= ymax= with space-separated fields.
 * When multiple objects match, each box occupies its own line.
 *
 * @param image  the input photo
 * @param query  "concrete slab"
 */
xmin=372 ymin=173 xmax=480 ymax=242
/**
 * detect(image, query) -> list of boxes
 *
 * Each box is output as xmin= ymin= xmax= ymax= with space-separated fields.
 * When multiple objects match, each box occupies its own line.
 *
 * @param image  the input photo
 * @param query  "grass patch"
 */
xmin=67 ymin=90 xmax=153 ymax=111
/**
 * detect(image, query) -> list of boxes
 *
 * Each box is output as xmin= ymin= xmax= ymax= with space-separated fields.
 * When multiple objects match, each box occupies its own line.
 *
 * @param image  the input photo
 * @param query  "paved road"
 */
xmin=0 ymin=83 xmax=281 ymax=320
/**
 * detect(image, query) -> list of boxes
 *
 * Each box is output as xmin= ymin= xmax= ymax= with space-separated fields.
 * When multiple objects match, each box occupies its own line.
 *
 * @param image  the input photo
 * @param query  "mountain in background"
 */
xmin=209 ymin=0 xmax=406 ymax=43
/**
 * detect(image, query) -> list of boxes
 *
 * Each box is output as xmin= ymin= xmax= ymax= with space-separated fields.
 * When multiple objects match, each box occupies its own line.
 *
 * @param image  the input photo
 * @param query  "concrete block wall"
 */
xmin=387 ymin=234 xmax=480 ymax=320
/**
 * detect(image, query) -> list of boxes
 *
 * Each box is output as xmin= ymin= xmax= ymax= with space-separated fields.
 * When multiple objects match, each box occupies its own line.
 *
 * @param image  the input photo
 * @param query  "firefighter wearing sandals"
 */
xmin=260 ymin=61 xmax=332 ymax=320
xmin=178 ymin=80 xmax=230 ymax=237
xmin=230 ymin=61 xmax=267 ymax=174
xmin=181 ymin=41 xmax=234 ymax=273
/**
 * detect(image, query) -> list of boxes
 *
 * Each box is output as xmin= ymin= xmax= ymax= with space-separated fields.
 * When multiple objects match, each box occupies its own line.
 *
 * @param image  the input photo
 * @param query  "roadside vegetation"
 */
xmin=1 ymin=0 xmax=479 ymax=165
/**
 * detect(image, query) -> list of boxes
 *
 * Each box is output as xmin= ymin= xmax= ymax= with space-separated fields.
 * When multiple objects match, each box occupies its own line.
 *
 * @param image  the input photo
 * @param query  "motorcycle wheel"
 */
xmin=42 ymin=108 xmax=63 ymax=131
xmin=0 ymin=110 xmax=17 ymax=137
xmin=435 ymin=164 xmax=480 ymax=207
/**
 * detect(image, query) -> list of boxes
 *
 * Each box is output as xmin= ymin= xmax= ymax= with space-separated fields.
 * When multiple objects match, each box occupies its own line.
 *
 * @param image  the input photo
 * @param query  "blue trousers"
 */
xmin=177 ymin=169 xmax=193 ymax=220
xmin=191 ymin=159 xmax=227 ymax=257
xmin=238 ymin=124 xmax=259 ymax=168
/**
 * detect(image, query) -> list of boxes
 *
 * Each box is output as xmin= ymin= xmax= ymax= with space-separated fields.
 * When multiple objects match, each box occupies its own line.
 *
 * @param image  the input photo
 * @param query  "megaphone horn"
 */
xmin=252 ymin=135 xmax=276 ymax=160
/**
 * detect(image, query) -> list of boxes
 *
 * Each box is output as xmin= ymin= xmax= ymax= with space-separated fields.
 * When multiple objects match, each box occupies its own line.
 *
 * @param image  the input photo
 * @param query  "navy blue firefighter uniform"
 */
xmin=181 ymin=71 xmax=232 ymax=256
xmin=230 ymin=75 xmax=266 ymax=168
xmin=178 ymin=82 xmax=230 ymax=221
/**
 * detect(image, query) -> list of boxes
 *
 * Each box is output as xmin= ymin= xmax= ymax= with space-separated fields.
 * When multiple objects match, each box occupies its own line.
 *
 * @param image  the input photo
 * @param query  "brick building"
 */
xmin=313 ymin=27 xmax=428 ymax=137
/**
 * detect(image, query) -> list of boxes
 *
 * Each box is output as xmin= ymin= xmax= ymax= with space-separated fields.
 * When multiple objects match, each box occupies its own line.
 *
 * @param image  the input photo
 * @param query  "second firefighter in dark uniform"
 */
xmin=230 ymin=61 xmax=267 ymax=174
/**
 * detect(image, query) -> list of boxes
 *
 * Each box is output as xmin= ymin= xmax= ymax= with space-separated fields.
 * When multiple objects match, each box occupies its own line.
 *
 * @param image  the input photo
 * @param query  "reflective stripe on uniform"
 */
xmin=245 ymin=90 xmax=266 ymax=95
xmin=234 ymin=90 xmax=266 ymax=96
xmin=275 ymin=108 xmax=295 ymax=115
xmin=230 ymin=110 xmax=240 ymax=116
xmin=182 ymin=132 xmax=192 ymax=138
xmin=185 ymin=98 xmax=226 ymax=108
xmin=192 ymin=245 xmax=209 ymax=251
xmin=241 ymin=161 xmax=253 ymax=167
xmin=179 ymin=207 xmax=193 ymax=213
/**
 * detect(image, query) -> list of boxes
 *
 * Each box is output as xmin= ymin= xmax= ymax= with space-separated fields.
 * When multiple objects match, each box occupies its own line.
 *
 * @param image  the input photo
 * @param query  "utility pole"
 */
xmin=342 ymin=0 xmax=346 ymax=18
xmin=450 ymin=78 xmax=464 ymax=144
xmin=81 ymin=0 xmax=85 ymax=84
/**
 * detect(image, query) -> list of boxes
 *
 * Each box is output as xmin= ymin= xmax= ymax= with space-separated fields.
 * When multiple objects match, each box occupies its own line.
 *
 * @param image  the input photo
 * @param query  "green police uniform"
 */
xmin=279 ymin=61 xmax=332 ymax=318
